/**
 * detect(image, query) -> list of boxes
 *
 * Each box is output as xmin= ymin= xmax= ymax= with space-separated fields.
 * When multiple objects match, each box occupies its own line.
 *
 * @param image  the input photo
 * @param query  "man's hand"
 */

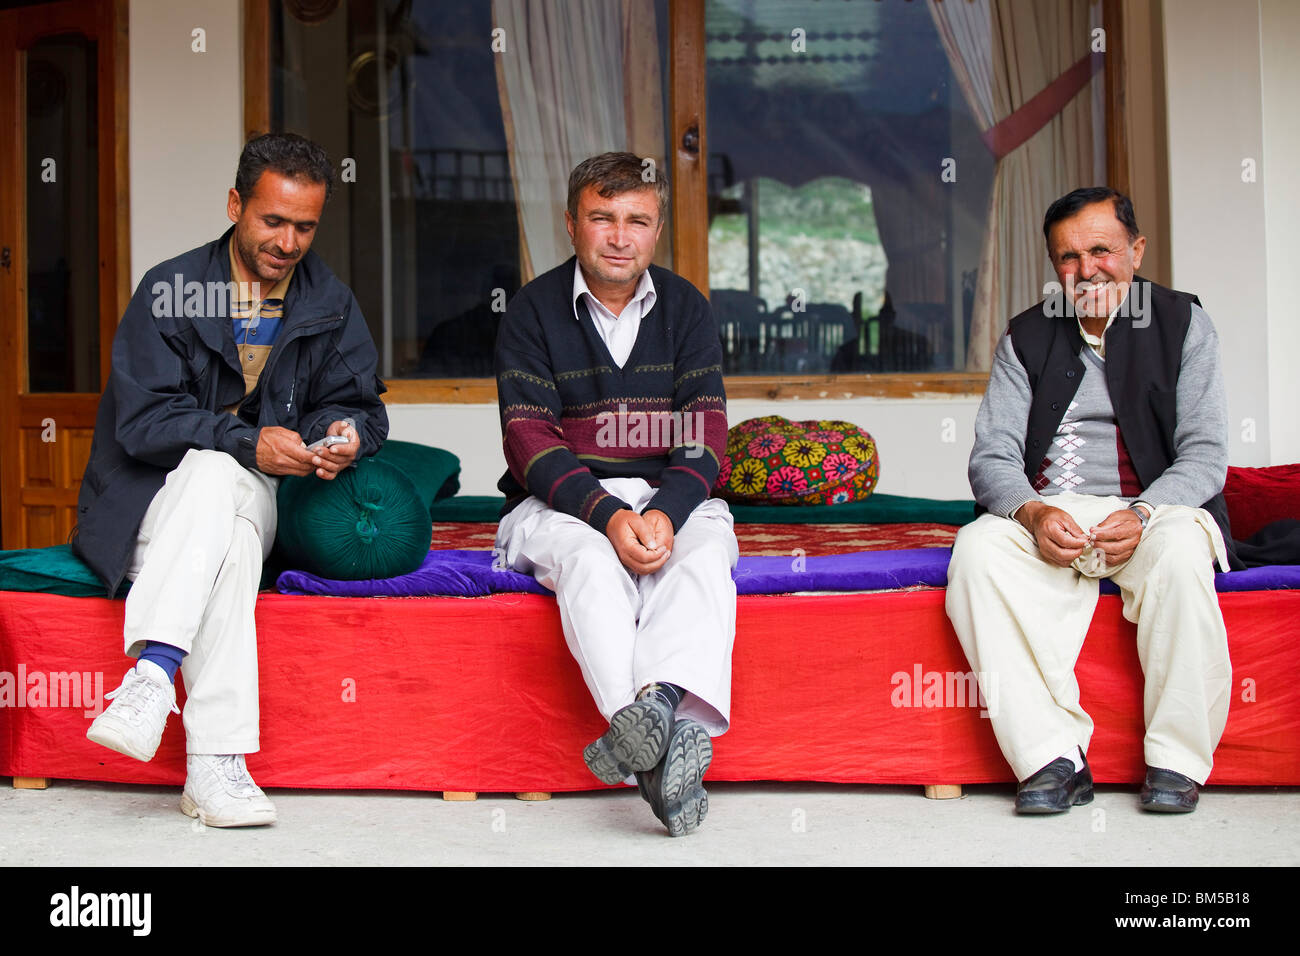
xmin=641 ymin=509 xmax=675 ymax=559
xmin=1017 ymin=500 xmax=1089 ymax=567
xmin=1089 ymin=508 xmax=1144 ymax=566
xmin=256 ymin=426 xmax=317 ymax=476
xmin=606 ymin=509 xmax=671 ymax=575
xmin=308 ymin=419 xmax=361 ymax=480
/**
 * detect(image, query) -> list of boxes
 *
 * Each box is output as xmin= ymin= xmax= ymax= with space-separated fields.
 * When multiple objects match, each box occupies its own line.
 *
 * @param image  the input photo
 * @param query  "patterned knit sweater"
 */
xmin=495 ymin=258 xmax=728 ymax=534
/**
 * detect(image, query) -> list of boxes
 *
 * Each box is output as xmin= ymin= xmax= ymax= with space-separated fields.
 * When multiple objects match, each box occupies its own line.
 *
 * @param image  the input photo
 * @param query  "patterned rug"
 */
xmin=430 ymin=522 xmax=957 ymax=556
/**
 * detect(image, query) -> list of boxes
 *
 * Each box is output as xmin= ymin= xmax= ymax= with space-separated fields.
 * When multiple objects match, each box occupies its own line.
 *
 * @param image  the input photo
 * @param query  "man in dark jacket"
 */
xmin=76 ymin=133 xmax=388 ymax=827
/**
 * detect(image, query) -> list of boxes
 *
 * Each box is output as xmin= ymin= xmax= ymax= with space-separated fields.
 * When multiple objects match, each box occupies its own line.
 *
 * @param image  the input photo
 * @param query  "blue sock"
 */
xmin=139 ymin=641 xmax=186 ymax=682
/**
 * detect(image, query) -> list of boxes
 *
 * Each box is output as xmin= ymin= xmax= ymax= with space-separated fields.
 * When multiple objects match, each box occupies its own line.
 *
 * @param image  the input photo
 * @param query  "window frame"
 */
xmin=243 ymin=0 xmax=1128 ymax=404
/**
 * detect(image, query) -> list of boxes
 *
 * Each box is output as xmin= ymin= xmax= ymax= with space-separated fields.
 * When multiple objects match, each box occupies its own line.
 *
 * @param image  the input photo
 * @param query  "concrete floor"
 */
xmin=2 ymin=778 xmax=1297 ymax=866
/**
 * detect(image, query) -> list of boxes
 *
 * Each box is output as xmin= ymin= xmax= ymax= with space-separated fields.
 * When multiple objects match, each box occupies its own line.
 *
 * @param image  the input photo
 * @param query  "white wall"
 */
xmin=129 ymin=0 xmax=241 ymax=288
xmin=1163 ymin=0 xmax=1272 ymax=466
xmin=389 ymin=398 xmax=982 ymax=499
xmin=1260 ymin=0 xmax=1300 ymax=464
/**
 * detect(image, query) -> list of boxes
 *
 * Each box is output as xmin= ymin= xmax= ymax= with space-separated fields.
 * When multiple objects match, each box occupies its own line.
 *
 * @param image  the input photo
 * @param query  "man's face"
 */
xmin=226 ymin=171 xmax=327 ymax=285
xmin=1047 ymin=201 xmax=1146 ymax=319
xmin=565 ymin=184 xmax=663 ymax=293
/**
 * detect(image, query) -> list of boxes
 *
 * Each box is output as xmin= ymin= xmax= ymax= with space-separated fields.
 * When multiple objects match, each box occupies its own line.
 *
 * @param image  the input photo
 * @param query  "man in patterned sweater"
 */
xmin=946 ymin=188 xmax=1233 ymax=815
xmin=494 ymin=152 xmax=737 ymax=836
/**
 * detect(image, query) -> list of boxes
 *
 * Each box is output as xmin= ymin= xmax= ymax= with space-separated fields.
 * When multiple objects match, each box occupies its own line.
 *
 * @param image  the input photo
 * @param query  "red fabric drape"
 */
xmin=981 ymin=51 xmax=1105 ymax=161
xmin=3 ymin=588 xmax=1297 ymax=791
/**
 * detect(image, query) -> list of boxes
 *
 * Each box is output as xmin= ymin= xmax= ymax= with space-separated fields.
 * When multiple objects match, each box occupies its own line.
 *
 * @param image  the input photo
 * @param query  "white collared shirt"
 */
xmin=571 ymin=264 xmax=657 ymax=368
xmin=1076 ymin=286 xmax=1130 ymax=358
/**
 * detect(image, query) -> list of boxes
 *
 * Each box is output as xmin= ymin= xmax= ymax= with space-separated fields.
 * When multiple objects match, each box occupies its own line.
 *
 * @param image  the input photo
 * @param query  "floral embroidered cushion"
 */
xmin=714 ymin=416 xmax=880 ymax=505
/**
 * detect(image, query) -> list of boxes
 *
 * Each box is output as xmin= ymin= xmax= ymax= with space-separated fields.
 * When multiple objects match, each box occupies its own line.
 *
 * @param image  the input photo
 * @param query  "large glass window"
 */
xmin=268 ymin=0 xmax=1104 ymax=382
xmin=705 ymin=0 xmax=993 ymax=374
xmin=272 ymin=0 xmax=672 ymax=380
xmin=276 ymin=0 xmax=519 ymax=378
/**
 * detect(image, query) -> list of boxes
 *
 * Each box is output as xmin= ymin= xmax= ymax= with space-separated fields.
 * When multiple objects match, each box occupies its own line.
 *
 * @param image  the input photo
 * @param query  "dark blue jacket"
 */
xmin=72 ymin=227 xmax=389 ymax=593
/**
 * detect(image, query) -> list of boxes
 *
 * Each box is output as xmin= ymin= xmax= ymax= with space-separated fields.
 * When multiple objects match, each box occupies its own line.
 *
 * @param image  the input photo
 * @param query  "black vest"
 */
xmin=1005 ymin=277 xmax=1240 ymax=570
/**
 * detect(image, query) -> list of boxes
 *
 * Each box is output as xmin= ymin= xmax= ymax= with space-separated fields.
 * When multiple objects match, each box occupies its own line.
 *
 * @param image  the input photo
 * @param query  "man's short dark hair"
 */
xmin=1043 ymin=186 xmax=1140 ymax=245
xmin=567 ymin=152 xmax=669 ymax=223
xmin=235 ymin=132 xmax=335 ymax=203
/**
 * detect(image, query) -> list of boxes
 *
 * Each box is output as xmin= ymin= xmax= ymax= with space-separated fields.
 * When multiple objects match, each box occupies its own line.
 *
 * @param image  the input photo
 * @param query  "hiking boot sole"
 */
xmin=583 ymin=698 xmax=673 ymax=785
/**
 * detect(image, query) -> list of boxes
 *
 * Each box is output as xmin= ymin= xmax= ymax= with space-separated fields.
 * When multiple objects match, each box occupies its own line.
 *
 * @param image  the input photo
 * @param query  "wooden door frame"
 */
xmin=0 ymin=0 xmax=129 ymax=548
xmin=668 ymin=0 xmax=708 ymax=299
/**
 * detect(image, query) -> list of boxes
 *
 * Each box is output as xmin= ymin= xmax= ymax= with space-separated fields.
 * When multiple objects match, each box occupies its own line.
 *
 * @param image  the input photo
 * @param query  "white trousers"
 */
xmin=123 ymin=449 xmax=278 ymax=755
xmin=945 ymin=493 xmax=1231 ymax=784
xmin=496 ymin=477 xmax=739 ymax=735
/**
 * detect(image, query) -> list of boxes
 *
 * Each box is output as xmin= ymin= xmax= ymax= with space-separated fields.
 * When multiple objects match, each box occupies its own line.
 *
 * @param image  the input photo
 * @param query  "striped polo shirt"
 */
xmin=228 ymin=239 xmax=295 ymax=400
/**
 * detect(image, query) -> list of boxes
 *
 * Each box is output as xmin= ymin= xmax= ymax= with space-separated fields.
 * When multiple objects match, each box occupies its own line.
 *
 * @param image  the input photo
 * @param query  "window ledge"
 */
xmin=381 ymin=373 xmax=989 ymax=404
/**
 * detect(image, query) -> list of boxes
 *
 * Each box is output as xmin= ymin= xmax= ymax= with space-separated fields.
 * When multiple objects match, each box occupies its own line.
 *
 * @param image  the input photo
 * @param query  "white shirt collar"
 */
xmin=1077 ymin=286 xmax=1131 ymax=356
xmin=571 ymin=262 xmax=656 ymax=323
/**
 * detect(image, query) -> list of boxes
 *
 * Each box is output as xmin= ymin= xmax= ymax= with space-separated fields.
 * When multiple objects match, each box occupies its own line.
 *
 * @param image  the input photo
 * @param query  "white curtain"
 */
xmin=493 ymin=0 xmax=664 ymax=280
xmin=930 ymin=0 xmax=1105 ymax=370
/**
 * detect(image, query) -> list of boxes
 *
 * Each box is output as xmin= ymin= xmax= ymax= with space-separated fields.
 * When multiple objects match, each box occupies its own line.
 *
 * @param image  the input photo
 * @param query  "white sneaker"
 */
xmin=181 ymin=754 xmax=277 ymax=827
xmin=86 ymin=660 xmax=179 ymax=761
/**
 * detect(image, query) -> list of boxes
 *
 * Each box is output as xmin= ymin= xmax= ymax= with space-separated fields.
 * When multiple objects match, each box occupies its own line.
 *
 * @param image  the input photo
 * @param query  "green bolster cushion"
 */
xmin=370 ymin=439 xmax=461 ymax=513
xmin=714 ymin=415 xmax=880 ymax=506
xmin=275 ymin=458 xmax=433 ymax=580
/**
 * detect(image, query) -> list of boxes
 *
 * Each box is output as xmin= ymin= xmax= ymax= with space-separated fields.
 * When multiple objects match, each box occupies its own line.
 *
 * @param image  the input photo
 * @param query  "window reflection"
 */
xmin=705 ymin=0 xmax=994 ymax=374
xmin=26 ymin=33 xmax=100 ymax=394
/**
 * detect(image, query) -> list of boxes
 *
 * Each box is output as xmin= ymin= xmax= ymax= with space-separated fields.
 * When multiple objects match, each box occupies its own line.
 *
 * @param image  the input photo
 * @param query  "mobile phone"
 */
xmin=306 ymin=435 xmax=351 ymax=453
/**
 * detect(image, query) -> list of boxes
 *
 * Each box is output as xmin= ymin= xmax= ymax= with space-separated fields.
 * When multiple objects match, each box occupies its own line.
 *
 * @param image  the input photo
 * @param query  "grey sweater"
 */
xmin=969 ymin=303 xmax=1229 ymax=518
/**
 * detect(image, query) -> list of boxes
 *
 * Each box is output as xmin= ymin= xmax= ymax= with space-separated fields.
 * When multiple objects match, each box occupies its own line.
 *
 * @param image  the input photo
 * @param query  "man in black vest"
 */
xmin=946 ymin=187 xmax=1232 ymax=815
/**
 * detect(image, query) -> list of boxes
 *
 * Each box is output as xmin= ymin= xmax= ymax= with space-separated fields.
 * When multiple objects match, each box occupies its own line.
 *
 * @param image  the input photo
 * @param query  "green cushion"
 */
xmin=276 ymin=458 xmax=433 ymax=580
xmin=0 ymin=544 xmax=124 ymax=597
xmin=728 ymin=494 xmax=976 ymax=526
xmin=716 ymin=416 xmax=880 ymax=506
xmin=428 ymin=495 xmax=505 ymax=523
xmin=371 ymin=440 xmax=461 ymax=513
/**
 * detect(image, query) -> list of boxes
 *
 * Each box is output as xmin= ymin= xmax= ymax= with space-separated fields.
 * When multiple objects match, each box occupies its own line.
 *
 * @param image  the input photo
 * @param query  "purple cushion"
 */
xmin=278 ymin=549 xmax=1300 ymax=598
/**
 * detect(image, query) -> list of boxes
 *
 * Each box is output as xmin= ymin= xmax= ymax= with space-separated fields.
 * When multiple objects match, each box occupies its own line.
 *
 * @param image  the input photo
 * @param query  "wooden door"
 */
xmin=0 ymin=0 xmax=128 ymax=549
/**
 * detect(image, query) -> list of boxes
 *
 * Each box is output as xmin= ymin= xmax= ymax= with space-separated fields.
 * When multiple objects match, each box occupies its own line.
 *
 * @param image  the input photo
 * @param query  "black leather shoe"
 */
xmin=1014 ymin=750 xmax=1094 ymax=814
xmin=582 ymin=698 xmax=673 ymax=785
xmin=1140 ymin=766 xmax=1199 ymax=813
xmin=635 ymin=719 xmax=712 ymax=837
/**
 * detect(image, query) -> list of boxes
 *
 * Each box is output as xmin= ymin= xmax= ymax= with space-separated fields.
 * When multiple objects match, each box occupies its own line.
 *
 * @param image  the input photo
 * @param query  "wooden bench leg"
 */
xmin=13 ymin=777 xmax=49 ymax=790
xmin=442 ymin=791 xmax=478 ymax=801
xmin=924 ymin=784 xmax=962 ymax=800
xmin=515 ymin=791 xmax=551 ymax=801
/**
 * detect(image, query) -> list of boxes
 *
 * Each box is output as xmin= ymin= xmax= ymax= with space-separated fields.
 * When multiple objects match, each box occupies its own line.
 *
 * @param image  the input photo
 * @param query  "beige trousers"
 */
xmin=945 ymin=493 xmax=1231 ymax=784
xmin=123 ymin=449 xmax=278 ymax=755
